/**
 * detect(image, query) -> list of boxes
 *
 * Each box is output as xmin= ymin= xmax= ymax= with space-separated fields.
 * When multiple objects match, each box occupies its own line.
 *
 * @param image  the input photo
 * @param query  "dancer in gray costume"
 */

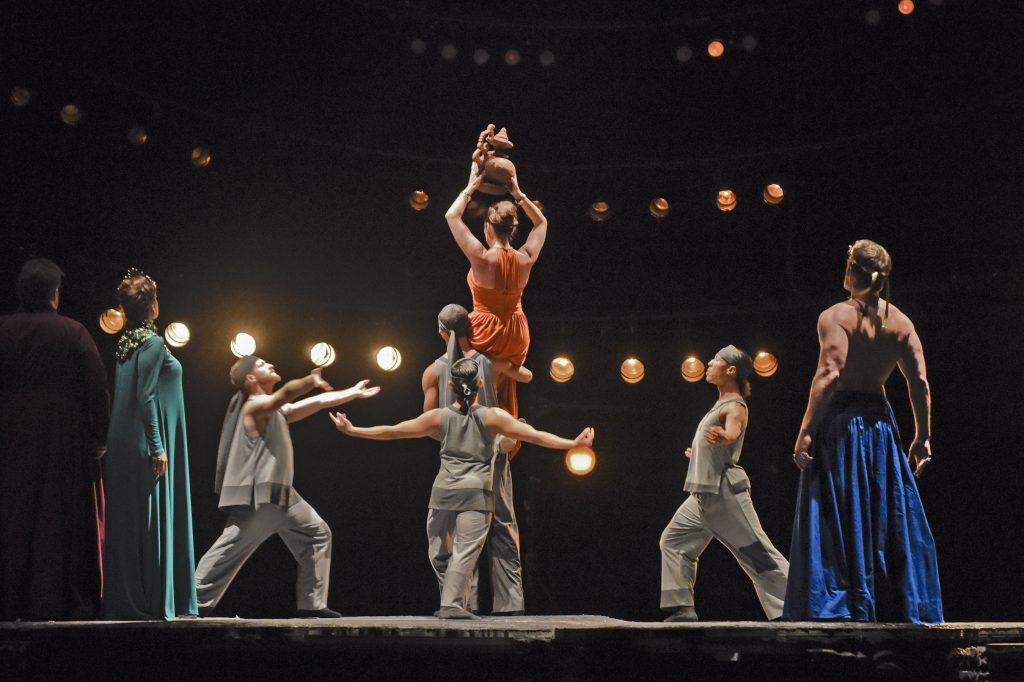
xmin=421 ymin=303 xmax=532 ymax=614
xmin=660 ymin=345 xmax=789 ymax=622
xmin=194 ymin=357 xmax=379 ymax=617
xmin=333 ymin=356 xmax=591 ymax=619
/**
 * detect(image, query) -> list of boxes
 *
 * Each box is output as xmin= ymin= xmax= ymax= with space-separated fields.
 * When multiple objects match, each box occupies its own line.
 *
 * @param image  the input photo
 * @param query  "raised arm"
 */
xmin=485 ymin=407 xmax=594 ymax=451
xmin=248 ymin=369 xmax=331 ymax=422
xmin=897 ymin=323 xmax=932 ymax=476
xmin=490 ymin=358 xmax=533 ymax=384
xmin=510 ymin=175 xmax=548 ymax=264
xmin=330 ymin=409 xmax=442 ymax=441
xmin=282 ymin=379 xmax=381 ymax=423
xmin=445 ymin=164 xmax=488 ymax=265
xmin=793 ymin=309 xmax=848 ymax=466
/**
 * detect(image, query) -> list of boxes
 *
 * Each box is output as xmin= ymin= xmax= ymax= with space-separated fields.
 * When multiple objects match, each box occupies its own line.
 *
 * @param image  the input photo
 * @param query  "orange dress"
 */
xmin=467 ymin=247 xmax=530 ymax=427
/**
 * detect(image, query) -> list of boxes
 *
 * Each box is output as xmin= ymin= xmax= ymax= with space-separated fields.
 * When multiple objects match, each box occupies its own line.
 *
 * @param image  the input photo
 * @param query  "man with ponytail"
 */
xmin=422 ymin=303 xmax=533 ymax=615
xmin=332 ymin=357 xmax=593 ymax=620
xmin=660 ymin=345 xmax=790 ymax=622
xmin=785 ymin=239 xmax=942 ymax=623
xmin=194 ymin=358 xmax=380 ymax=618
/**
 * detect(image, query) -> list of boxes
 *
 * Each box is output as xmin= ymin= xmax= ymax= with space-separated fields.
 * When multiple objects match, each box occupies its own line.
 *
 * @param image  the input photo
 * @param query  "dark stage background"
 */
xmin=2 ymin=1 xmax=1022 ymax=621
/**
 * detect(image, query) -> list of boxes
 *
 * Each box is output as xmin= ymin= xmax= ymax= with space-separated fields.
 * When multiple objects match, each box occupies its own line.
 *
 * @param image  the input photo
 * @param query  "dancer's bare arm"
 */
xmin=283 ymin=380 xmax=381 ymax=423
xmin=245 ymin=369 xmax=332 ymax=435
xmin=421 ymin=363 xmax=440 ymax=412
xmin=511 ymin=175 xmax=548 ymax=264
xmin=793 ymin=308 xmax=848 ymax=466
xmin=485 ymin=408 xmax=594 ymax=450
xmin=704 ymin=403 xmax=748 ymax=445
xmin=491 ymin=358 xmax=533 ymax=383
xmin=330 ymin=409 xmax=442 ymax=441
xmin=897 ymin=323 xmax=932 ymax=476
xmin=446 ymin=164 xmax=487 ymax=265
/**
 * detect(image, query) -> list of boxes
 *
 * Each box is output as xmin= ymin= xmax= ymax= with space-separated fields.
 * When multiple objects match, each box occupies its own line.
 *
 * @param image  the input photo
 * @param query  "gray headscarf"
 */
xmin=716 ymin=345 xmax=752 ymax=384
xmin=214 ymin=355 xmax=258 ymax=493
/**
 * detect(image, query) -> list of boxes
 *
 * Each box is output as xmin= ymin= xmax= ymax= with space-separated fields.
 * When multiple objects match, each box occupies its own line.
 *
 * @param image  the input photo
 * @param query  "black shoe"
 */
xmin=664 ymin=606 xmax=698 ymax=623
xmin=296 ymin=607 xmax=342 ymax=618
xmin=436 ymin=606 xmax=479 ymax=620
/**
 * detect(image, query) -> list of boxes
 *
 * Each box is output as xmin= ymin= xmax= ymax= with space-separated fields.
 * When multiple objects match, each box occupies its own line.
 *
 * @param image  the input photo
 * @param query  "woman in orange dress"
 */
xmin=445 ymin=163 xmax=548 ymax=431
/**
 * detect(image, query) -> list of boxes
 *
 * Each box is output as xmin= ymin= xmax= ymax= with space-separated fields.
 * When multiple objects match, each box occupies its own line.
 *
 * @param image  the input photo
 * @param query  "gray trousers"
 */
xmin=426 ymin=509 xmax=492 ymax=610
xmin=469 ymin=449 xmax=525 ymax=613
xmin=659 ymin=475 xmax=789 ymax=620
xmin=195 ymin=499 xmax=332 ymax=611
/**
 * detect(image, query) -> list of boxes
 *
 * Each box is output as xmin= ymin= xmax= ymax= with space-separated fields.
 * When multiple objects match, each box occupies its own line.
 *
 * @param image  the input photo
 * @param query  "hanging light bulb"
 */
xmin=762 ymin=183 xmax=784 ymax=205
xmin=680 ymin=355 xmax=706 ymax=383
xmin=716 ymin=189 xmax=737 ymax=212
xmin=127 ymin=126 xmax=149 ymax=146
xmin=589 ymin=201 xmax=611 ymax=222
xmin=376 ymin=346 xmax=402 ymax=371
xmin=99 ymin=308 xmax=124 ymax=334
xmin=9 ymin=87 xmax=31 ymax=107
xmin=190 ymin=146 xmax=211 ymax=168
xmin=164 ymin=322 xmax=191 ymax=348
xmin=549 ymin=356 xmax=575 ymax=383
xmin=753 ymin=351 xmax=778 ymax=377
xmin=409 ymin=190 xmax=429 ymax=211
xmin=898 ymin=0 xmax=915 ymax=14
xmin=649 ymin=197 xmax=670 ymax=219
xmin=60 ymin=104 xmax=82 ymax=126
xmin=565 ymin=445 xmax=597 ymax=476
xmin=310 ymin=342 xmax=337 ymax=368
xmin=620 ymin=357 xmax=645 ymax=384
xmin=230 ymin=332 xmax=256 ymax=358
xmin=707 ymin=40 xmax=725 ymax=58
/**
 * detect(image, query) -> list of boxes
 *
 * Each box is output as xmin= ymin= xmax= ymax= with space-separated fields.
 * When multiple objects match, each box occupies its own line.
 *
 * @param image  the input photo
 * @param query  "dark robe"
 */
xmin=0 ymin=308 xmax=109 ymax=620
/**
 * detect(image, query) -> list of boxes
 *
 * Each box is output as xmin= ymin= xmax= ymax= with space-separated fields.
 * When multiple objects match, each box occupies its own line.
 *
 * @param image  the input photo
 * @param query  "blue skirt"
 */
xmin=783 ymin=392 xmax=943 ymax=623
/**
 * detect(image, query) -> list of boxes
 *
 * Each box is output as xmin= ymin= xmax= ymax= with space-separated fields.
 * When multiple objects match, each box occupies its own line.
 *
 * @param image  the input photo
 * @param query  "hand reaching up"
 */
xmin=329 ymin=412 xmax=353 ymax=434
xmin=310 ymin=368 xmax=333 ymax=392
xmin=351 ymin=379 xmax=381 ymax=399
xmin=574 ymin=427 xmax=595 ymax=448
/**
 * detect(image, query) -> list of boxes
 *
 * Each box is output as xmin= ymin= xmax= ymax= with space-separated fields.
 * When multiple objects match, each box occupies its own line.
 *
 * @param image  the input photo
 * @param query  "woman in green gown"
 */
xmin=102 ymin=270 xmax=197 ymax=620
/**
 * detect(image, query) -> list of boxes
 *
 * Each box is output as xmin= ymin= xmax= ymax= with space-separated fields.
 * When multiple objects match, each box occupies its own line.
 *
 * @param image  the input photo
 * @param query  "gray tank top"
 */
xmin=435 ymin=352 xmax=498 ymax=409
xmin=683 ymin=398 xmax=747 ymax=495
xmin=429 ymin=405 xmax=496 ymax=511
xmin=217 ymin=408 xmax=302 ymax=510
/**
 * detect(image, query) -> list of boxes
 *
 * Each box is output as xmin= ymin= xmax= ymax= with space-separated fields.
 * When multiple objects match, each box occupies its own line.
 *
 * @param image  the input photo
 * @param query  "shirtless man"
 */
xmin=783 ymin=239 xmax=943 ymax=623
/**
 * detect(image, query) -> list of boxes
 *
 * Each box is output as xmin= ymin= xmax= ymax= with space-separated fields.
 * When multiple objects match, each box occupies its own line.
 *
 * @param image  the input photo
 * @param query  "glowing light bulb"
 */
xmin=762 ymin=183 xmax=784 ymax=205
xmin=620 ymin=357 xmax=645 ymax=384
xmin=753 ymin=351 xmax=778 ymax=377
xmin=589 ymin=201 xmax=611 ymax=222
xmin=716 ymin=189 xmax=737 ymax=212
xmin=61 ymin=104 xmax=82 ymax=126
xmin=649 ymin=197 xmax=670 ymax=219
xmin=230 ymin=332 xmax=256 ymax=358
xmin=190 ymin=146 xmax=211 ymax=168
xmin=376 ymin=346 xmax=402 ymax=371
xmin=549 ymin=356 xmax=575 ymax=383
xmin=409 ymin=190 xmax=429 ymax=211
xmin=99 ymin=308 xmax=124 ymax=334
xmin=707 ymin=40 xmax=725 ymax=58
xmin=680 ymin=356 xmax=706 ymax=383
xmin=565 ymin=446 xmax=596 ymax=476
xmin=310 ymin=342 xmax=337 ymax=368
xmin=164 ymin=322 xmax=190 ymax=348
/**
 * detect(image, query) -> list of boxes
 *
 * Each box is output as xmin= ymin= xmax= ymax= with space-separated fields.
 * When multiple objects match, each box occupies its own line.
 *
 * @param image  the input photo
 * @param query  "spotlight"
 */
xmin=61 ymin=104 xmax=82 ymax=126
xmin=549 ymin=356 xmax=575 ymax=383
xmin=707 ymin=40 xmax=725 ymax=58
xmin=675 ymin=45 xmax=693 ymax=63
xmin=716 ymin=189 xmax=737 ymax=212
xmin=762 ymin=183 xmax=784 ymax=205
xmin=589 ymin=201 xmax=611 ymax=222
xmin=310 ymin=342 xmax=337 ymax=368
xmin=539 ymin=50 xmax=555 ymax=67
xmin=865 ymin=8 xmax=882 ymax=25
xmin=440 ymin=44 xmax=458 ymax=62
xmin=753 ymin=351 xmax=778 ymax=377
xmin=409 ymin=190 xmax=430 ymax=211
xmin=9 ymin=87 xmax=30 ymax=107
xmin=230 ymin=332 xmax=256 ymax=358
xmin=473 ymin=48 xmax=489 ymax=65
xmin=410 ymin=38 xmax=427 ymax=55
xmin=504 ymin=49 xmax=521 ymax=66
xmin=565 ymin=445 xmax=596 ymax=476
xmin=164 ymin=322 xmax=191 ymax=348
xmin=190 ymin=146 xmax=211 ymax=168
xmin=680 ymin=355 xmax=705 ymax=382
xmin=649 ymin=197 xmax=670 ymax=219
xmin=376 ymin=346 xmax=402 ymax=371
xmin=99 ymin=308 xmax=124 ymax=334
xmin=620 ymin=357 xmax=645 ymax=384
xmin=741 ymin=34 xmax=758 ymax=52
xmin=898 ymin=0 xmax=915 ymax=14
xmin=127 ymin=126 xmax=149 ymax=146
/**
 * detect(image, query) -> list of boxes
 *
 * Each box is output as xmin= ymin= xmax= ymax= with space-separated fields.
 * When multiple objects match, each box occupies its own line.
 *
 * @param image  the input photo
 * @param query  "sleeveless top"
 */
xmin=429 ymin=405 xmax=496 ymax=512
xmin=216 ymin=408 xmax=302 ymax=510
xmin=434 ymin=351 xmax=498 ymax=410
xmin=684 ymin=398 xmax=748 ymax=495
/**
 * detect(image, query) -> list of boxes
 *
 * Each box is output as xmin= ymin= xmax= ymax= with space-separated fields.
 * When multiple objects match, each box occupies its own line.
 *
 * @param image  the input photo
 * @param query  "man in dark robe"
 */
xmin=0 ymin=258 xmax=110 ymax=620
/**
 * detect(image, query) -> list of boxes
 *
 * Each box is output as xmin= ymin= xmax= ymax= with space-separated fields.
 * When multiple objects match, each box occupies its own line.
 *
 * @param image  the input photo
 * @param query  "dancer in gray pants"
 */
xmin=194 ymin=357 xmax=379 ymax=618
xmin=333 ymin=355 xmax=592 ymax=619
xmin=421 ymin=304 xmax=533 ymax=614
xmin=660 ymin=345 xmax=789 ymax=622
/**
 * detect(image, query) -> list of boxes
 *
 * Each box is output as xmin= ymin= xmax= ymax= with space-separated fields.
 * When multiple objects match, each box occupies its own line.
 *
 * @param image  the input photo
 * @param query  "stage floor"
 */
xmin=3 ymin=616 xmax=1022 ymax=680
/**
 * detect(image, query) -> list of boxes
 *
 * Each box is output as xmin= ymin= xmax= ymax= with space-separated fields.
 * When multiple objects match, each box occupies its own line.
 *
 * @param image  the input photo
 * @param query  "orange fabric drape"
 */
xmin=467 ymin=248 xmax=530 ymax=454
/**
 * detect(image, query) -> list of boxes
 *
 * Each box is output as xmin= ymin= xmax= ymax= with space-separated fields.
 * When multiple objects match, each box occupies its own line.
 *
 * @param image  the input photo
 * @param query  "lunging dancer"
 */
xmin=422 ymin=303 xmax=532 ymax=615
xmin=332 ymin=355 xmax=593 ymax=620
xmin=660 ymin=346 xmax=789 ymax=622
xmin=194 ymin=358 xmax=380 ymax=618
xmin=784 ymin=240 xmax=942 ymax=623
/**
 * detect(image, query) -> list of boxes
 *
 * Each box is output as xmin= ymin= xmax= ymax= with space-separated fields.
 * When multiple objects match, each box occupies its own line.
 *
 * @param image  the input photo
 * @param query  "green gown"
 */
xmin=102 ymin=333 xmax=197 ymax=620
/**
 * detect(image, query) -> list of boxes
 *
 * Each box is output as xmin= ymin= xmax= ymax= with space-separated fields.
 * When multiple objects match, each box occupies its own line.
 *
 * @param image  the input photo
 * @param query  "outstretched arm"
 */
xmin=485 ymin=408 xmax=594 ymax=451
xmin=330 ymin=409 xmax=442 ymax=441
xmin=491 ymin=358 xmax=533 ymax=383
xmin=510 ymin=175 xmax=548 ymax=264
xmin=248 ymin=369 xmax=332 ymax=422
xmin=897 ymin=324 xmax=932 ymax=476
xmin=445 ymin=164 xmax=487 ymax=265
xmin=283 ymin=380 xmax=381 ymax=423
xmin=793 ymin=309 xmax=847 ymax=468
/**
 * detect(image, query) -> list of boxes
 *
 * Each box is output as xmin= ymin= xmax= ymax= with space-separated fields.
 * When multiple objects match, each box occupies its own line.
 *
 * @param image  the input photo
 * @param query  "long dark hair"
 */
xmin=450 ymin=357 xmax=481 ymax=415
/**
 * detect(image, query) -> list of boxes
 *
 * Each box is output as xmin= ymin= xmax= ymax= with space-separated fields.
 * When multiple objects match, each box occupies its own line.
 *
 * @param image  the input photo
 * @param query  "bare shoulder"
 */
xmin=819 ymin=302 xmax=854 ymax=329
xmin=881 ymin=300 xmax=917 ymax=340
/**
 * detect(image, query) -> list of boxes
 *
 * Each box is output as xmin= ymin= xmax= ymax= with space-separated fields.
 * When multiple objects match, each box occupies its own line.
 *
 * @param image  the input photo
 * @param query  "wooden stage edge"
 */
xmin=2 ymin=616 xmax=1023 ymax=680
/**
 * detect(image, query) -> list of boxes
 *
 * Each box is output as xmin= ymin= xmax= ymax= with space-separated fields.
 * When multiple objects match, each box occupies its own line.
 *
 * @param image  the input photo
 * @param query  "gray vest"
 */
xmin=684 ymin=398 xmax=748 ymax=495
xmin=216 ymin=408 xmax=301 ymax=510
xmin=435 ymin=351 xmax=498 ymax=409
xmin=429 ymin=405 xmax=496 ymax=511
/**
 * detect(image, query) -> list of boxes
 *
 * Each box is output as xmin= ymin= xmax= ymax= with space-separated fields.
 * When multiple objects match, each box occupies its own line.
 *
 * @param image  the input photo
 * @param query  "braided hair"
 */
xmin=450 ymin=357 xmax=481 ymax=415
